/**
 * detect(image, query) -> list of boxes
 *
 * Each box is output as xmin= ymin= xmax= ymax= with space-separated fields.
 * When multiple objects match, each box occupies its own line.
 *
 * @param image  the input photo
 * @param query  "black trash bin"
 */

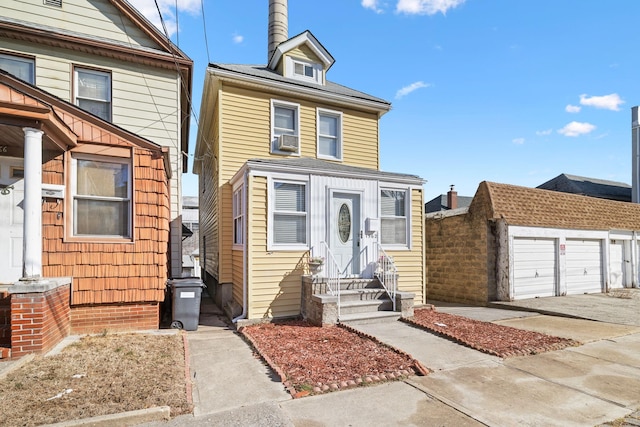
xmin=167 ymin=278 xmax=205 ymax=331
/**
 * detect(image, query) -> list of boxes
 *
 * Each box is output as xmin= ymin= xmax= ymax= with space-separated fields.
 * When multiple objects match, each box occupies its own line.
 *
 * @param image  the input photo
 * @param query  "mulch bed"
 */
xmin=240 ymin=320 xmax=427 ymax=397
xmin=403 ymin=308 xmax=581 ymax=358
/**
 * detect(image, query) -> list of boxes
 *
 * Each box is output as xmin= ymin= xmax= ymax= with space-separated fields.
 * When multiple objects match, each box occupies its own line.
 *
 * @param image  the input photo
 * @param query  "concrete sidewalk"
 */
xmin=144 ymin=295 xmax=640 ymax=426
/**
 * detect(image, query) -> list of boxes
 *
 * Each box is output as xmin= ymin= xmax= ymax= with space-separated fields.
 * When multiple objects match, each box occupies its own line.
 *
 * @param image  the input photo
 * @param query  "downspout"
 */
xmin=233 ymin=168 xmax=249 ymax=323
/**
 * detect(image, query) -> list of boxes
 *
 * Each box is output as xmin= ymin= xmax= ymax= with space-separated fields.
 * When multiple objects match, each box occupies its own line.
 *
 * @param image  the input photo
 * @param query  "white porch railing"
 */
xmin=374 ymin=243 xmax=397 ymax=311
xmin=315 ymin=242 xmax=341 ymax=319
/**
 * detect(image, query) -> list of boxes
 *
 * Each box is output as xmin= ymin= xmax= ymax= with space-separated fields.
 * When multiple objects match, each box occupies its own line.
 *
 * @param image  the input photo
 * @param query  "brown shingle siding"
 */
xmin=42 ymin=149 xmax=169 ymax=306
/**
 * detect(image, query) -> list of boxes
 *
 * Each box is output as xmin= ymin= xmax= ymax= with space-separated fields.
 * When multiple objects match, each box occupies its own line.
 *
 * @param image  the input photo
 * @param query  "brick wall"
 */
xmin=425 ymin=212 xmax=493 ymax=305
xmin=10 ymin=284 xmax=71 ymax=359
xmin=70 ymin=303 xmax=160 ymax=334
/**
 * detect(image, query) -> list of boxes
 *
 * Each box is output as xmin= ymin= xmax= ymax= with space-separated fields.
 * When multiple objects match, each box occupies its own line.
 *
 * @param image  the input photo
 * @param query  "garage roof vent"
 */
xmin=44 ymin=0 xmax=62 ymax=7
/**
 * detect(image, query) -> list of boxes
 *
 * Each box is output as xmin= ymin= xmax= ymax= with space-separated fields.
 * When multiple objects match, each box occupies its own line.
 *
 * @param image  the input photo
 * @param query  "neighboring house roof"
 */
xmin=424 ymin=194 xmax=473 ymax=213
xmin=537 ymin=173 xmax=631 ymax=202
xmin=474 ymin=181 xmax=640 ymax=230
xmin=238 ymin=157 xmax=424 ymax=185
xmin=208 ymin=63 xmax=390 ymax=108
xmin=183 ymin=196 xmax=199 ymax=209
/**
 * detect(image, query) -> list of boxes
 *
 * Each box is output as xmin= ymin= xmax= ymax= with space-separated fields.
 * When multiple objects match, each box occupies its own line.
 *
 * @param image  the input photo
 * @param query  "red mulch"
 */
xmin=240 ymin=320 xmax=426 ymax=397
xmin=403 ymin=309 xmax=581 ymax=358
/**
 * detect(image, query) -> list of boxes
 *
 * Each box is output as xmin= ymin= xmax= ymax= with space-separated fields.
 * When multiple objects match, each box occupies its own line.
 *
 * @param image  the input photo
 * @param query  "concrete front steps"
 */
xmin=337 ymin=281 xmax=398 ymax=324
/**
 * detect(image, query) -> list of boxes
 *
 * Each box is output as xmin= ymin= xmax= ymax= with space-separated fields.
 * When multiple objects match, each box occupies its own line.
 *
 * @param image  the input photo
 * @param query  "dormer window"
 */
xmin=286 ymin=57 xmax=323 ymax=85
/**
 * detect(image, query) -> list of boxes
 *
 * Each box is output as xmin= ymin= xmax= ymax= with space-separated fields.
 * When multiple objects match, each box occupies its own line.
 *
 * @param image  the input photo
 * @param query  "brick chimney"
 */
xmin=268 ymin=0 xmax=288 ymax=62
xmin=447 ymin=185 xmax=457 ymax=210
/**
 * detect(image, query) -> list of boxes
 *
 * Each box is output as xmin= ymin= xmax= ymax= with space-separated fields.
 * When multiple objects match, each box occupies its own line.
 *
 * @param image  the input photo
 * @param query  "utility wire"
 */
xmin=200 ymin=0 xmax=211 ymax=64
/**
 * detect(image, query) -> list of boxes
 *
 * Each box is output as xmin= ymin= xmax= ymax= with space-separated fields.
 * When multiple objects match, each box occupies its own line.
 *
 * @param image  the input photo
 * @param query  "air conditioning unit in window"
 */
xmin=278 ymin=134 xmax=299 ymax=152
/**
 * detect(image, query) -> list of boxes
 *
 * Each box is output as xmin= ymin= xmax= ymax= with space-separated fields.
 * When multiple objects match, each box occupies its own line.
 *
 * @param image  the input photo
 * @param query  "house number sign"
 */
xmin=338 ymin=203 xmax=351 ymax=243
xmin=0 ymin=146 xmax=8 ymax=154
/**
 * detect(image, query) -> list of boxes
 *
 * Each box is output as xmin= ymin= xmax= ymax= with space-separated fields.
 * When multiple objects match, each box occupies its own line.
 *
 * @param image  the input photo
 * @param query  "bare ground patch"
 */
xmin=0 ymin=332 xmax=190 ymax=427
xmin=404 ymin=308 xmax=581 ymax=357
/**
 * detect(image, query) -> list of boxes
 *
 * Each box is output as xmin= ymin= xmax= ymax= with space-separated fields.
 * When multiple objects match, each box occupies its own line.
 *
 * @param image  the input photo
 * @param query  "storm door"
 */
xmin=330 ymin=192 xmax=360 ymax=276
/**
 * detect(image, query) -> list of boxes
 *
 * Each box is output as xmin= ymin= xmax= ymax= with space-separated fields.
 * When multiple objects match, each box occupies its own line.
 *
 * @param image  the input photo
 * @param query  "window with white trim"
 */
xmin=317 ymin=109 xmax=342 ymax=160
xmin=285 ymin=57 xmax=323 ymax=84
xmin=233 ymin=186 xmax=244 ymax=246
xmin=380 ymin=189 xmax=408 ymax=246
xmin=0 ymin=53 xmax=34 ymax=84
xmin=271 ymin=100 xmax=300 ymax=154
xmin=74 ymin=67 xmax=111 ymax=121
xmin=272 ymin=181 xmax=307 ymax=246
xmin=72 ymin=155 xmax=131 ymax=238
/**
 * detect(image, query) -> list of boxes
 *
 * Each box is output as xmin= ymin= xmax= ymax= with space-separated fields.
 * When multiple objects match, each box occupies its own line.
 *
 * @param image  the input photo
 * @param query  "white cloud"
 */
xmin=557 ymin=121 xmax=596 ymax=137
xmin=362 ymin=0 xmax=384 ymax=13
xmin=536 ymin=129 xmax=553 ymax=136
xmin=512 ymin=138 xmax=525 ymax=145
xmin=395 ymin=81 xmax=430 ymax=99
xmin=565 ymin=104 xmax=581 ymax=113
xmin=232 ymin=34 xmax=244 ymax=44
xmin=396 ymin=0 xmax=466 ymax=15
xmin=128 ymin=0 xmax=201 ymax=37
xmin=579 ymin=93 xmax=624 ymax=111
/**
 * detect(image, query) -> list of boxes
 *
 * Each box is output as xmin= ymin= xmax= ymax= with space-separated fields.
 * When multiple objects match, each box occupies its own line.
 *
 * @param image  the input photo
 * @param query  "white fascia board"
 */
xmin=507 ymin=225 xmax=610 ymax=240
xmin=211 ymin=68 xmax=390 ymax=115
xmin=268 ymin=31 xmax=335 ymax=70
xmin=245 ymin=161 xmax=423 ymax=187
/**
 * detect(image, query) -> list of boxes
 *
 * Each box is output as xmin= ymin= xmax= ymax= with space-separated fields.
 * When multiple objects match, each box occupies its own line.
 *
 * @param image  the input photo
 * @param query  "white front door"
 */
xmin=330 ymin=192 xmax=360 ymax=276
xmin=0 ymin=157 xmax=24 ymax=283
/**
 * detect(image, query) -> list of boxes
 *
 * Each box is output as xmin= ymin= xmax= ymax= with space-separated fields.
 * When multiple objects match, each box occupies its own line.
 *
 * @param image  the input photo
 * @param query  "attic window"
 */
xmin=286 ymin=57 xmax=323 ymax=84
xmin=44 ymin=0 xmax=62 ymax=7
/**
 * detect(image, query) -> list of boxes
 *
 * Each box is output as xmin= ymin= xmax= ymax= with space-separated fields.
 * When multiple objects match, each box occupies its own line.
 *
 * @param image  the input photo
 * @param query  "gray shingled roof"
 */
xmin=245 ymin=157 xmax=423 ymax=184
xmin=210 ymin=63 xmax=390 ymax=107
xmin=537 ymin=173 xmax=631 ymax=202
xmin=424 ymin=194 xmax=473 ymax=213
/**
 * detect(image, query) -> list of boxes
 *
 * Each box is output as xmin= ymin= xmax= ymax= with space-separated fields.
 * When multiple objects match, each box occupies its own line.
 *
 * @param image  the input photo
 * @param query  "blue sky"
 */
xmin=130 ymin=0 xmax=639 ymax=202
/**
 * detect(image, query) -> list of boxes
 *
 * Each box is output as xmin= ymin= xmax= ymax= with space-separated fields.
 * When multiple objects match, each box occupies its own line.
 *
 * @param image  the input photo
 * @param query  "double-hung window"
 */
xmin=74 ymin=67 xmax=111 ymax=121
xmin=271 ymin=100 xmax=300 ymax=154
xmin=272 ymin=181 xmax=307 ymax=247
xmin=380 ymin=189 xmax=408 ymax=246
xmin=233 ymin=186 xmax=244 ymax=247
xmin=72 ymin=154 xmax=131 ymax=238
xmin=317 ymin=109 xmax=342 ymax=160
xmin=0 ymin=53 xmax=35 ymax=84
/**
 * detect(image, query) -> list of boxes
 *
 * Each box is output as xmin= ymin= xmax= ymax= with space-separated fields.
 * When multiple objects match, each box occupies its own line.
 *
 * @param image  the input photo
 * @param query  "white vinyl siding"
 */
xmin=270 ymin=180 xmax=308 ymax=249
xmin=0 ymin=53 xmax=35 ymax=83
xmin=380 ymin=189 xmax=408 ymax=247
xmin=317 ymin=109 xmax=342 ymax=161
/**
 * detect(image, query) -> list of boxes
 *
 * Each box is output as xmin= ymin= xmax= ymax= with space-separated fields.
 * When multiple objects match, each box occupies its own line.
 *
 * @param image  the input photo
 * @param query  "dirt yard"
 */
xmin=0 ymin=332 xmax=190 ymax=427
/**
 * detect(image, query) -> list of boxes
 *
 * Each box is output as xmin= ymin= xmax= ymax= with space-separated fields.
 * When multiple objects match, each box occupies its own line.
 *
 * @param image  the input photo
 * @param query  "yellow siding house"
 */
xmin=194 ymin=4 xmax=425 ymax=324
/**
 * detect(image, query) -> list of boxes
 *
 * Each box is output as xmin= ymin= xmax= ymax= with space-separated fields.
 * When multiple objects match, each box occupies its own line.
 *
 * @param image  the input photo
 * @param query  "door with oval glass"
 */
xmin=330 ymin=192 xmax=361 ymax=276
xmin=0 ymin=157 xmax=24 ymax=283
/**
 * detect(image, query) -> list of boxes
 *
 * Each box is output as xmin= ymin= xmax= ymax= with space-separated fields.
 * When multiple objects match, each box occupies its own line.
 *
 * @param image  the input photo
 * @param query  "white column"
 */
xmin=22 ymin=127 xmax=44 ymax=279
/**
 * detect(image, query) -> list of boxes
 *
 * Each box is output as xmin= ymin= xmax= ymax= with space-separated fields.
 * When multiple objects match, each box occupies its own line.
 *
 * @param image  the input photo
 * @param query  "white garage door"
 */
xmin=513 ymin=238 xmax=557 ymax=299
xmin=609 ymin=240 xmax=628 ymax=289
xmin=566 ymin=239 xmax=603 ymax=295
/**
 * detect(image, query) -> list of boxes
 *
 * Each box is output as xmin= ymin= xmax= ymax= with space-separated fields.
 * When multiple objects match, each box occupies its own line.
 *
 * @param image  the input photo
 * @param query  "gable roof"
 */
xmin=537 ymin=173 xmax=631 ymax=202
xmin=268 ymin=30 xmax=335 ymax=71
xmin=475 ymin=181 xmax=640 ymax=231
